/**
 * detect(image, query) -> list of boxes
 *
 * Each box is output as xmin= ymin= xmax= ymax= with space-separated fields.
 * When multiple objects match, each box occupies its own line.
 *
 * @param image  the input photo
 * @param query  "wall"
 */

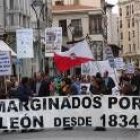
xmin=107 ymin=6 xmax=119 ymax=46
xmin=0 ymin=0 xmax=4 ymax=28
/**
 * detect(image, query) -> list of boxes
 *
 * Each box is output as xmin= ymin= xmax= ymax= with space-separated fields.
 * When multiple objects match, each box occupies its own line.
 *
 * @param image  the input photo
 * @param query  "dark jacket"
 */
xmin=105 ymin=77 xmax=115 ymax=95
xmin=32 ymin=79 xmax=50 ymax=97
xmin=17 ymin=84 xmax=32 ymax=102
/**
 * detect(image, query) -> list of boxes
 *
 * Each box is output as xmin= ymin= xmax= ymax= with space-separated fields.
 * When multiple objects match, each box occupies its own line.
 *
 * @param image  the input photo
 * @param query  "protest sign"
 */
xmin=114 ymin=57 xmax=124 ymax=70
xmin=104 ymin=46 xmax=114 ymax=68
xmin=0 ymin=51 xmax=11 ymax=76
xmin=0 ymin=96 xmax=140 ymax=130
xmin=16 ymin=29 xmax=34 ymax=58
xmin=81 ymin=60 xmax=118 ymax=83
xmin=81 ymin=60 xmax=118 ymax=85
xmin=81 ymin=61 xmax=99 ymax=76
xmin=45 ymin=27 xmax=62 ymax=57
xmin=125 ymin=63 xmax=135 ymax=74
xmin=80 ymin=83 xmax=90 ymax=94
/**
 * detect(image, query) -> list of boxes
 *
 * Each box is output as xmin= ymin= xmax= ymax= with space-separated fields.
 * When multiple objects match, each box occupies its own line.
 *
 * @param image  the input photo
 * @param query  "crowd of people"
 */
xmin=0 ymin=68 xmax=140 ymax=101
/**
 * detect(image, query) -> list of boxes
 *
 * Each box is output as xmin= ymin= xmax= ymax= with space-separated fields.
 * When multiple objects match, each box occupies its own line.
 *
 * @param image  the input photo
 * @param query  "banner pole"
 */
xmin=113 ymin=66 xmax=118 ymax=85
xmin=4 ymin=76 xmax=7 ymax=96
xmin=17 ymin=62 xmax=20 ymax=83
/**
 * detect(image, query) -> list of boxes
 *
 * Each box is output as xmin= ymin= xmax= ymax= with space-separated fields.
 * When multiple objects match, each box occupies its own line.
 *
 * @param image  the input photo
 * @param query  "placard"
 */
xmin=125 ymin=63 xmax=135 ymax=74
xmin=0 ymin=51 xmax=11 ymax=76
xmin=114 ymin=57 xmax=124 ymax=70
xmin=45 ymin=27 xmax=62 ymax=57
xmin=81 ymin=61 xmax=113 ymax=76
xmin=16 ymin=29 xmax=34 ymax=58
xmin=0 ymin=96 xmax=140 ymax=130
xmin=81 ymin=61 xmax=99 ymax=76
xmin=104 ymin=46 xmax=114 ymax=68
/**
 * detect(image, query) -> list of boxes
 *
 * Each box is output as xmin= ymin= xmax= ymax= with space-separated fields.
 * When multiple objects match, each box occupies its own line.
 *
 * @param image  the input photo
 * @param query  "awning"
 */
xmin=0 ymin=40 xmax=17 ymax=57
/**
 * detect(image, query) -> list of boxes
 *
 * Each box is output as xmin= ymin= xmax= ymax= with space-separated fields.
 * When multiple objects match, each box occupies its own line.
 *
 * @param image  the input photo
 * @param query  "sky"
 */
xmin=106 ymin=0 xmax=118 ymax=14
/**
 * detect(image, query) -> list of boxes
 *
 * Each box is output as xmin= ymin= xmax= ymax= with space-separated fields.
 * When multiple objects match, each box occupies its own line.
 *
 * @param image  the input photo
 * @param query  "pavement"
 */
xmin=0 ymin=128 xmax=140 ymax=140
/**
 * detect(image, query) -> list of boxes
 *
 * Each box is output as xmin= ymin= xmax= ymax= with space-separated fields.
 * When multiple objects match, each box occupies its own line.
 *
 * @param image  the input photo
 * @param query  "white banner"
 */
xmin=0 ymin=51 xmax=11 ymax=76
xmin=45 ymin=27 xmax=62 ymax=57
xmin=16 ymin=29 xmax=34 ymax=58
xmin=0 ymin=96 xmax=140 ymax=130
xmin=81 ymin=60 xmax=118 ymax=85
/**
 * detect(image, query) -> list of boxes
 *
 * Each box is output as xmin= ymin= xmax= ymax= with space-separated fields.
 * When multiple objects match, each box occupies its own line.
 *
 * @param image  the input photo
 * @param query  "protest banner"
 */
xmin=0 ymin=95 xmax=140 ymax=130
xmin=45 ymin=27 xmax=62 ymax=57
xmin=16 ymin=29 xmax=34 ymax=58
xmin=0 ymin=51 xmax=11 ymax=76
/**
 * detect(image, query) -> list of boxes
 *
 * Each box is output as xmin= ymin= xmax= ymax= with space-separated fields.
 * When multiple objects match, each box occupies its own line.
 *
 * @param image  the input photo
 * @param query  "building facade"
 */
xmin=0 ymin=0 xmax=5 ymax=36
xmin=2 ymin=0 xmax=32 ymax=77
xmin=119 ymin=0 xmax=140 ymax=67
xmin=52 ymin=0 xmax=106 ymax=75
xmin=53 ymin=0 xmax=105 ymax=8
xmin=52 ymin=0 xmax=106 ymax=60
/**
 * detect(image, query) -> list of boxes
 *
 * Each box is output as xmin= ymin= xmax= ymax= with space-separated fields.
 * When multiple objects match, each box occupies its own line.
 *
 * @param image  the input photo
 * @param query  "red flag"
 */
xmin=54 ymin=40 xmax=94 ymax=72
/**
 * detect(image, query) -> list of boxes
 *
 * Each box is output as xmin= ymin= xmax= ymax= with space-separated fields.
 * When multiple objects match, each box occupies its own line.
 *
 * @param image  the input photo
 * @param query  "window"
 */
xmin=119 ymin=8 xmax=122 ymax=17
xmin=126 ymin=5 xmax=130 ymax=16
xmin=132 ymin=18 xmax=135 ymax=27
xmin=128 ymin=31 xmax=131 ymax=41
xmin=133 ymin=30 xmax=135 ymax=37
xmin=10 ymin=0 xmax=14 ymax=10
xmin=74 ymin=0 xmax=79 ymax=5
xmin=132 ymin=4 xmax=134 ymax=14
xmin=9 ymin=14 xmax=14 ymax=25
xmin=55 ymin=0 xmax=64 ymax=6
xmin=89 ymin=15 xmax=102 ymax=34
xmin=133 ymin=44 xmax=136 ymax=52
xmin=120 ymin=32 xmax=123 ymax=40
xmin=59 ymin=20 xmax=67 ymax=36
xmin=129 ymin=44 xmax=131 ymax=53
xmin=121 ymin=45 xmax=123 ymax=51
xmin=71 ymin=19 xmax=83 ymax=37
xmin=23 ymin=16 xmax=26 ymax=27
xmin=127 ymin=19 xmax=130 ymax=28
xmin=19 ymin=14 xmax=22 ymax=26
xmin=120 ymin=20 xmax=122 ymax=28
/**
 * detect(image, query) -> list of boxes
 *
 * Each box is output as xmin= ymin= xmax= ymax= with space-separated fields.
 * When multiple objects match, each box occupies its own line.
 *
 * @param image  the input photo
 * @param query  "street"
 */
xmin=0 ymin=128 xmax=140 ymax=140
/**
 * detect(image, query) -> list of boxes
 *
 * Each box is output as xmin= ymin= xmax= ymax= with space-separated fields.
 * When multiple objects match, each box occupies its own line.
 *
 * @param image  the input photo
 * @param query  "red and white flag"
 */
xmin=54 ymin=40 xmax=94 ymax=72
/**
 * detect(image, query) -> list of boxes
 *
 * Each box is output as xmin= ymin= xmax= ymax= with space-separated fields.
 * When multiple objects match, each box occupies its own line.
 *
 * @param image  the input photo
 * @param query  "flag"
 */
xmin=54 ymin=40 xmax=94 ymax=72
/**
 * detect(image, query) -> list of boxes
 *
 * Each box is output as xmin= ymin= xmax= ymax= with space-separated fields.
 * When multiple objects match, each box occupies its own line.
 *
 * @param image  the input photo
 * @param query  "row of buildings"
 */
xmin=2 ymin=0 xmax=139 ymax=77
xmin=118 ymin=0 xmax=140 ymax=67
xmin=0 ymin=0 xmax=52 ymax=77
xmin=51 ymin=0 xmax=120 ymax=75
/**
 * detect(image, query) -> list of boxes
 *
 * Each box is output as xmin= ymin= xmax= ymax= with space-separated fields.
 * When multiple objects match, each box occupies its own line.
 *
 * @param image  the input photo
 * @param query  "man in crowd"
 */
xmin=17 ymin=77 xmax=33 ymax=102
xmin=32 ymin=72 xmax=50 ymax=97
xmin=103 ymin=71 xmax=115 ymax=95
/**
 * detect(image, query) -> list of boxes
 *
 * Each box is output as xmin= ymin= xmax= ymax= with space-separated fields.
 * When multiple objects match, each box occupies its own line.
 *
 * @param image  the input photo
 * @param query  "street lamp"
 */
xmin=31 ymin=0 xmax=45 ymax=72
